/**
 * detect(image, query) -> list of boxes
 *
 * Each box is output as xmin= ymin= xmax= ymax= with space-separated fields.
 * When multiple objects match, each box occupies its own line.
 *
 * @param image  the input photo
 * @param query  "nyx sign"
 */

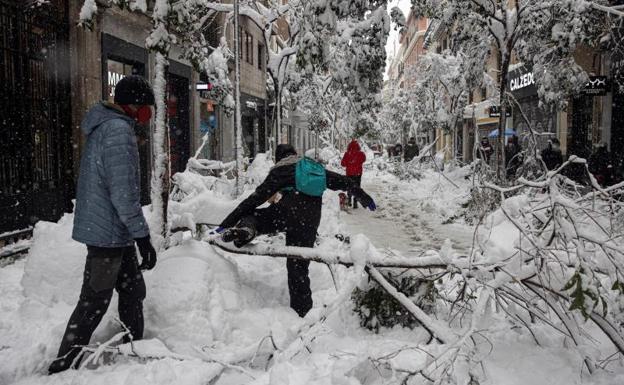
xmin=582 ymin=76 xmax=609 ymax=96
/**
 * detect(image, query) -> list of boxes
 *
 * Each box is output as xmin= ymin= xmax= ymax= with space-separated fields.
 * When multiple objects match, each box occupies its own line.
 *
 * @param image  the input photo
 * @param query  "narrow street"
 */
xmin=340 ymin=172 xmax=475 ymax=256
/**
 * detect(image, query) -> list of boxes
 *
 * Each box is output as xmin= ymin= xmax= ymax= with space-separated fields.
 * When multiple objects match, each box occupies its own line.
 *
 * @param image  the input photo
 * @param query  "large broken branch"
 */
xmin=208 ymin=238 xmax=453 ymax=269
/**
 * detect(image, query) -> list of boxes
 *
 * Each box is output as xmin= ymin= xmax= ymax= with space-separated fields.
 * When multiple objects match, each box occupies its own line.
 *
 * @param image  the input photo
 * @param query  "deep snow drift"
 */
xmin=1 ymin=155 xmax=624 ymax=385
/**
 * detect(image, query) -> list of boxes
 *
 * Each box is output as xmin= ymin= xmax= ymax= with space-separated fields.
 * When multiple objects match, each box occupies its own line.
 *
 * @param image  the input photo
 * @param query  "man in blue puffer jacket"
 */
xmin=49 ymin=75 xmax=157 ymax=374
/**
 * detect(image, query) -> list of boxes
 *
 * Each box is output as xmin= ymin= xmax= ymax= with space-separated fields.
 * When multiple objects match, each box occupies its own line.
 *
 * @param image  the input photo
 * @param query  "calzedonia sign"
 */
xmin=508 ymin=66 xmax=537 ymax=99
xmin=510 ymin=72 xmax=535 ymax=92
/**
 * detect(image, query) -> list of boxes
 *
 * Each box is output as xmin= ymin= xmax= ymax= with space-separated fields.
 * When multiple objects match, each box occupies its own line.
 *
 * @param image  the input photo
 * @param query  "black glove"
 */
xmin=350 ymin=187 xmax=376 ymax=211
xmin=135 ymin=236 xmax=157 ymax=270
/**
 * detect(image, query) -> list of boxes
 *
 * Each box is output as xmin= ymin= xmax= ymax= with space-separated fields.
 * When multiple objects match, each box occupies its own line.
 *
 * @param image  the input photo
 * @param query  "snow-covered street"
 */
xmin=342 ymin=170 xmax=474 ymax=255
xmin=3 ymin=161 xmax=624 ymax=385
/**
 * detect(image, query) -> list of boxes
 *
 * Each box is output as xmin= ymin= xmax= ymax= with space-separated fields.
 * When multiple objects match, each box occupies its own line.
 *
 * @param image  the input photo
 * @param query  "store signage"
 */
xmin=196 ymin=82 xmax=213 ymax=99
xmin=582 ymin=76 xmax=609 ymax=96
xmin=508 ymin=65 xmax=537 ymax=99
xmin=488 ymin=106 xmax=512 ymax=118
xmin=196 ymin=83 xmax=213 ymax=91
xmin=108 ymin=71 xmax=126 ymax=99
xmin=510 ymin=71 xmax=535 ymax=92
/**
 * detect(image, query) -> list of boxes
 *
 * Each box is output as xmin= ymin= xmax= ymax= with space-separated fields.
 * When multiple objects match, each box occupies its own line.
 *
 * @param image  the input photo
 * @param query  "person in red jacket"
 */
xmin=341 ymin=139 xmax=367 ymax=208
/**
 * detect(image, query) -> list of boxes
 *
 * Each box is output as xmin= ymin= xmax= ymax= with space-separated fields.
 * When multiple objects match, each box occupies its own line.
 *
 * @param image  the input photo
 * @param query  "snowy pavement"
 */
xmin=341 ymin=168 xmax=475 ymax=256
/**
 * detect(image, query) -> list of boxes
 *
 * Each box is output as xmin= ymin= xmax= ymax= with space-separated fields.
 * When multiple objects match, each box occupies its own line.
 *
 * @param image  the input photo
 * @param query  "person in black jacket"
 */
xmin=541 ymin=138 xmax=563 ymax=171
xmin=216 ymin=144 xmax=376 ymax=317
xmin=504 ymin=135 xmax=522 ymax=179
xmin=404 ymin=137 xmax=420 ymax=162
xmin=589 ymin=143 xmax=615 ymax=187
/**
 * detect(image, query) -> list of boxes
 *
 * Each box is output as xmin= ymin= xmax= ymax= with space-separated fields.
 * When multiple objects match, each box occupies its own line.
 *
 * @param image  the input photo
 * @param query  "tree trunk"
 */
xmin=234 ymin=0 xmax=243 ymax=196
xmin=497 ymin=52 xmax=511 ymax=181
xmin=276 ymin=87 xmax=282 ymax=144
xmin=150 ymin=52 xmax=170 ymax=249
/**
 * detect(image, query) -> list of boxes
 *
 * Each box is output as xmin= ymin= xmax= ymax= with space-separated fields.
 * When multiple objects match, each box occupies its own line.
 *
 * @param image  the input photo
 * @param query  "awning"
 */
xmin=488 ymin=128 xmax=516 ymax=138
xmin=463 ymin=99 xmax=496 ymax=120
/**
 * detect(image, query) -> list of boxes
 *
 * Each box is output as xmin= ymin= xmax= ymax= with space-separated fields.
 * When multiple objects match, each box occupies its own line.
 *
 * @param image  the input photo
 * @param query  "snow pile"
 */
xmin=145 ymin=240 xmax=240 ymax=355
xmin=244 ymin=152 xmax=273 ymax=188
xmin=21 ymin=213 xmax=85 ymax=305
xmin=169 ymin=153 xmax=275 ymax=230
xmin=477 ymin=194 xmax=529 ymax=263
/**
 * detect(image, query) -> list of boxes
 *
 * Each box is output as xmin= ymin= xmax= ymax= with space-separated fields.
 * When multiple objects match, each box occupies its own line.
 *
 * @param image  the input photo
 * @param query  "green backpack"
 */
xmin=295 ymin=157 xmax=327 ymax=197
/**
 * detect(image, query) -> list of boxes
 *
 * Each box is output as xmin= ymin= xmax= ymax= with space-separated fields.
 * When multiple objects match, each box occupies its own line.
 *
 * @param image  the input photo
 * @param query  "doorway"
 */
xmin=167 ymin=73 xmax=190 ymax=175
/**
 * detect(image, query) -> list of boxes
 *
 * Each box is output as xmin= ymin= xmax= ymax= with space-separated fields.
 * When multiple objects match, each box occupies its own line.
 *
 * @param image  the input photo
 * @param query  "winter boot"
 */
xmin=48 ymin=348 xmax=84 ymax=374
xmin=222 ymin=226 xmax=256 ymax=248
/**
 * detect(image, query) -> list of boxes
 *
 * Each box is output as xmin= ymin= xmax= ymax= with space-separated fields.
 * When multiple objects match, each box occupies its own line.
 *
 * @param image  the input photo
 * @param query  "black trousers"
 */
xmin=51 ymin=245 xmax=146 ymax=370
xmin=347 ymin=175 xmax=362 ymax=208
xmin=239 ymin=204 xmax=317 ymax=317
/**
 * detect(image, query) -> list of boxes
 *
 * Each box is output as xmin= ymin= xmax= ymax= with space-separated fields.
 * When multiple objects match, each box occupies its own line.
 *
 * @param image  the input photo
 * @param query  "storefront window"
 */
xmin=107 ymin=60 xmax=137 ymax=102
xmin=199 ymin=99 xmax=218 ymax=160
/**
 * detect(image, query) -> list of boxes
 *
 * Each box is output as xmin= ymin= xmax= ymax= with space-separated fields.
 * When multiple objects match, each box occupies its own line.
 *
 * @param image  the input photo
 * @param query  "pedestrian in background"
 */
xmin=505 ymin=135 xmax=522 ymax=179
xmin=393 ymin=143 xmax=403 ymax=161
xmin=341 ymin=139 xmax=367 ymax=208
xmin=589 ymin=143 xmax=616 ymax=187
xmin=477 ymin=137 xmax=493 ymax=165
xmin=541 ymin=138 xmax=563 ymax=171
xmin=404 ymin=137 xmax=420 ymax=162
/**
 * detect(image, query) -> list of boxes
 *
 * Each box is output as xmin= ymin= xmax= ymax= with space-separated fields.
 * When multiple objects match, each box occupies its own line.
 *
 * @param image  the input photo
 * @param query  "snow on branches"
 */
xmin=409 ymin=0 xmax=616 ymax=177
xmin=294 ymin=0 xmax=392 ymax=139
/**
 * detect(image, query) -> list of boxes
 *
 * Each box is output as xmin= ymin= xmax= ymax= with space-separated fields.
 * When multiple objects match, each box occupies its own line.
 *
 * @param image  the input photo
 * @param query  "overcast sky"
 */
xmin=384 ymin=0 xmax=412 ymax=80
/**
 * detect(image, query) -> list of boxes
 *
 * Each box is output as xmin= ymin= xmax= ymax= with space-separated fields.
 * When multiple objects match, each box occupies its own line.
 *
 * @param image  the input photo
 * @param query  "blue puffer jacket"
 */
xmin=72 ymin=102 xmax=150 ymax=247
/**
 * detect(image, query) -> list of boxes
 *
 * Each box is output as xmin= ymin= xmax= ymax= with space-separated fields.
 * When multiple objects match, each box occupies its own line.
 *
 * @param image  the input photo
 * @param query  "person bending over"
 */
xmin=216 ymin=144 xmax=376 ymax=317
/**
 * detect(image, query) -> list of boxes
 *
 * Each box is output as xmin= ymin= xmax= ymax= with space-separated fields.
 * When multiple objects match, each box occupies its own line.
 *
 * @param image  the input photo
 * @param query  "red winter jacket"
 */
xmin=341 ymin=141 xmax=366 ymax=176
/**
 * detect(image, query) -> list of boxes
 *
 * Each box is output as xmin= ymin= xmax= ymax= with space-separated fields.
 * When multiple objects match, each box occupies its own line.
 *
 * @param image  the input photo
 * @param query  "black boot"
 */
xmin=222 ymin=227 xmax=256 ymax=248
xmin=48 ymin=348 xmax=85 ymax=374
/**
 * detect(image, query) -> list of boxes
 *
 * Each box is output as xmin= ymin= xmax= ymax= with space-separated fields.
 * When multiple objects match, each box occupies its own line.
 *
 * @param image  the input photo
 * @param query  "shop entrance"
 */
xmin=611 ymin=86 xmax=624 ymax=163
xmin=569 ymin=96 xmax=593 ymax=158
xmin=167 ymin=73 xmax=190 ymax=175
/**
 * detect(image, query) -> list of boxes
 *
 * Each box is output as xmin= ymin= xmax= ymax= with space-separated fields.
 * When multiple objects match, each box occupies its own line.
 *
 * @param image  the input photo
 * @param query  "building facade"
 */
xmin=423 ymin=4 xmax=624 ymax=166
xmin=1 ymin=1 xmax=202 ymax=234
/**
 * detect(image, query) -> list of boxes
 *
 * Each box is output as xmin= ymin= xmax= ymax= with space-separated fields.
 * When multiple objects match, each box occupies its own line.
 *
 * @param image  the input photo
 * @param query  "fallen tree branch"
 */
xmin=367 ymin=266 xmax=455 ymax=344
xmin=208 ymin=238 xmax=453 ymax=269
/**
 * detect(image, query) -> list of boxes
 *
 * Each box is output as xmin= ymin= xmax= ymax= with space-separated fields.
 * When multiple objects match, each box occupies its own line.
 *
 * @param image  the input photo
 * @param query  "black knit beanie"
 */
xmin=275 ymin=144 xmax=297 ymax=162
xmin=114 ymin=75 xmax=155 ymax=106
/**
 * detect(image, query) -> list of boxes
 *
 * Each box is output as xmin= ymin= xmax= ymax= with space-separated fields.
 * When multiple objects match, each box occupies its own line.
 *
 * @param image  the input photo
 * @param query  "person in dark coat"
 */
xmin=216 ymin=144 xmax=376 ymax=317
xmin=541 ymin=138 xmax=563 ymax=171
xmin=341 ymin=139 xmax=367 ymax=208
xmin=394 ymin=143 xmax=403 ymax=160
xmin=504 ymin=135 xmax=522 ymax=179
xmin=589 ymin=143 xmax=615 ymax=187
xmin=404 ymin=137 xmax=420 ymax=162
xmin=48 ymin=76 xmax=157 ymax=374
xmin=477 ymin=137 xmax=493 ymax=164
